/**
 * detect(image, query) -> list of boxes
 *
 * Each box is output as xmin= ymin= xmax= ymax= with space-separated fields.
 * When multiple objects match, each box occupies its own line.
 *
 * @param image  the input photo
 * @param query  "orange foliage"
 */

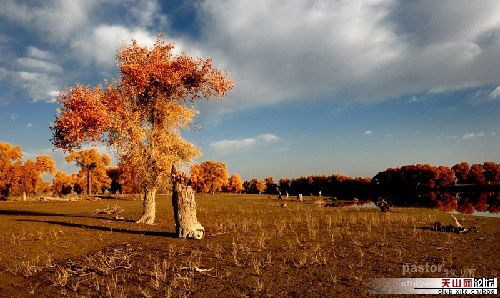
xmin=10 ymin=155 xmax=55 ymax=197
xmin=52 ymin=171 xmax=74 ymax=196
xmin=65 ymin=149 xmax=111 ymax=195
xmin=51 ymin=36 xmax=233 ymax=195
xmin=255 ymin=179 xmax=267 ymax=194
xmin=227 ymin=173 xmax=244 ymax=193
xmin=0 ymin=142 xmax=22 ymax=197
xmin=452 ymin=162 xmax=470 ymax=184
xmin=190 ymin=161 xmax=229 ymax=193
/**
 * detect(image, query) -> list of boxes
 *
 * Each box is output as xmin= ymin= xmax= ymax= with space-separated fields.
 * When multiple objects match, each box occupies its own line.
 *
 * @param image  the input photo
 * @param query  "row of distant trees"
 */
xmin=0 ymin=143 xmax=55 ymax=199
xmin=2 ymin=141 xmax=499 ymax=198
xmin=0 ymin=142 xmax=112 ymax=199
xmin=183 ymin=161 xmax=500 ymax=196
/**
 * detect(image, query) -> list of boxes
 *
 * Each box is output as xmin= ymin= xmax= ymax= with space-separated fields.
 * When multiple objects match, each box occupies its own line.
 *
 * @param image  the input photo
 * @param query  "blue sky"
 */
xmin=0 ymin=0 xmax=499 ymax=180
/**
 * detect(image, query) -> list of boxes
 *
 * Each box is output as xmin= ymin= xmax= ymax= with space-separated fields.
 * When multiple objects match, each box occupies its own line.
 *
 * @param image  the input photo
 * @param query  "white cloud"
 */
xmin=489 ymin=86 xmax=500 ymax=99
xmin=47 ymin=90 xmax=61 ymax=103
xmin=463 ymin=132 xmax=486 ymax=139
xmin=0 ymin=0 xmax=172 ymax=105
xmin=15 ymin=71 xmax=60 ymax=102
xmin=9 ymin=45 xmax=64 ymax=102
xmin=364 ymin=130 xmax=373 ymax=135
xmin=193 ymin=0 xmax=500 ymax=113
xmin=128 ymin=0 xmax=168 ymax=28
xmin=3 ymin=0 xmax=500 ymax=111
xmin=17 ymin=57 xmax=63 ymax=73
xmin=26 ymin=46 xmax=55 ymax=61
xmin=259 ymin=133 xmax=280 ymax=142
xmin=210 ymin=133 xmax=280 ymax=153
xmin=0 ymin=0 xmax=95 ymax=42
xmin=72 ymin=25 xmax=157 ymax=67
xmin=26 ymin=123 xmax=32 ymax=127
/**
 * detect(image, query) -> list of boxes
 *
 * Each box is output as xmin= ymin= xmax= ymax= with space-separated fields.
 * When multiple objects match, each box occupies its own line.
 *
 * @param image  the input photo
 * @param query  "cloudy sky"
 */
xmin=0 ymin=0 xmax=499 ymax=180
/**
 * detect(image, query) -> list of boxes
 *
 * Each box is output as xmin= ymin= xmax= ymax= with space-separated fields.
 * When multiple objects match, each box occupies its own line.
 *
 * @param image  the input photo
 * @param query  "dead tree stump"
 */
xmin=171 ymin=165 xmax=204 ymax=240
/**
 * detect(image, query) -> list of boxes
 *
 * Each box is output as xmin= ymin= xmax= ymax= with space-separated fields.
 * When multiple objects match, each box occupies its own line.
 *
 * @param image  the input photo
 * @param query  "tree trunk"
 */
xmin=172 ymin=183 xmax=204 ymax=239
xmin=86 ymin=169 xmax=91 ymax=196
xmin=23 ymin=191 xmax=26 ymax=201
xmin=136 ymin=187 xmax=157 ymax=224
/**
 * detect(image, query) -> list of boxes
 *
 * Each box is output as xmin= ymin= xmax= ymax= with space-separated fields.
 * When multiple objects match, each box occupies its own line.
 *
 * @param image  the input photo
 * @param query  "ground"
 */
xmin=0 ymin=194 xmax=498 ymax=297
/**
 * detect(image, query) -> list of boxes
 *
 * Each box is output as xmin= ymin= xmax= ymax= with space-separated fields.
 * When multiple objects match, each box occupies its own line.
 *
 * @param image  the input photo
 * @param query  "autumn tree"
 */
xmin=116 ymin=159 xmax=142 ymax=194
xmin=106 ymin=167 xmax=123 ymax=194
xmin=65 ymin=149 xmax=111 ymax=195
xmin=264 ymin=176 xmax=278 ymax=194
xmin=255 ymin=179 xmax=267 ymax=194
xmin=482 ymin=162 xmax=500 ymax=184
xmin=72 ymin=173 xmax=84 ymax=195
xmin=11 ymin=155 xmax=56 ymax=200
xmin=452 ymin=162 xmax=470 ymax=184
xmin=51 ymin=36 xmax=232 ymax=227
xmin=227 ymin=173 xmax=244 ymax=193
xmin=52 ymin=170 xmax=74 ymax=196
xmin=190 ymin=161 xmax=229 ymax=193
xmin=0 ymin=143 xmax=22 ymax=198
xmin=469 ymin=164 xmax=486 ymax=185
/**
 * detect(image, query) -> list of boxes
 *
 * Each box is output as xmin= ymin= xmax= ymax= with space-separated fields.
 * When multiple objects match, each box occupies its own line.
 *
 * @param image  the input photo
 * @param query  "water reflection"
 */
xmin=326 ymin=192 xmax=500 ymax=217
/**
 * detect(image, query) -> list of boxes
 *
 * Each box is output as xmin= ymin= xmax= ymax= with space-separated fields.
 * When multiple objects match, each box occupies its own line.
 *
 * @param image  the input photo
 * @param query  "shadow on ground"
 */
xmin=15 ymin=218 xmax=175 ymax=238
xmin=0 ymin=209 xmax=137 ymax=223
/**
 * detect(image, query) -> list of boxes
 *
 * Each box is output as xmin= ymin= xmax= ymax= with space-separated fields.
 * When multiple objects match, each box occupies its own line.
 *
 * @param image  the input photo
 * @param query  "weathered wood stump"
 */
xmin=171 ymin=165 xmax=204 ymax=240
xmin=172 ymin=185 xmax=204 ymax=239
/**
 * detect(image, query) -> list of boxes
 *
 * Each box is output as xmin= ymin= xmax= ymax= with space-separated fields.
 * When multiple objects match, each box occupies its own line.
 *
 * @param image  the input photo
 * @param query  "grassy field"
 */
xmin=0 ymin=194 xmax=498 ymax=297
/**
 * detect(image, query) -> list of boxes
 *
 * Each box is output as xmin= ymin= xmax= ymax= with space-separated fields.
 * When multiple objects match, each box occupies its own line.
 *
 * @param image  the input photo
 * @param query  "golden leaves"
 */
xmin=35 ymin=155 xmax=56 ymax=174
xmin=65 ymin=149 xmax=111 ymax=171
xmin=190 ymin=161 xmax=229 ymax=193
xmin=52 ymin=35 xmax=233 ymax=192
xmin=52 ymin=85 xmax=110 ymax=150
xmin=0 ymin=144 xmax=56 ymax=196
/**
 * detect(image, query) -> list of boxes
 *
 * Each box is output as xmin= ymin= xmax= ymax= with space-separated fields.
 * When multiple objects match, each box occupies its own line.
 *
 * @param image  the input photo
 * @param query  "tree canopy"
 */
xmin=66 ymin=148 xmax=111 ymax=195
xmin=190 ymin=161 xmax=229 ymax=193
xmin=51 ymin=36 xmax=233 ymax=223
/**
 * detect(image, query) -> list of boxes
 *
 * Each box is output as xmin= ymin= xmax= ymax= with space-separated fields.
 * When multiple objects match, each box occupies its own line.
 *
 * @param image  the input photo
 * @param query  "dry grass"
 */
xmin=0 ymin=194 xmax=498 ymax=297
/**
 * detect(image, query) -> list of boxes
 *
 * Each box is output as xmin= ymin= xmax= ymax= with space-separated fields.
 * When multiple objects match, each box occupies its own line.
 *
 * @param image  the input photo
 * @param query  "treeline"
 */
xmin=0 ymin=142 xmax=113 ymax=199
xmin=242 ymin=162 xmax=500 ymax=196
xmin=2 ymin=141 xmax=499 ymax=200
xmin=0 ymin=143 xmax=55 ymax=199
xmin=237 ymin=175 xmax=372 ymax=197
xmin=186 ymin=161 xmax=500 ymax=198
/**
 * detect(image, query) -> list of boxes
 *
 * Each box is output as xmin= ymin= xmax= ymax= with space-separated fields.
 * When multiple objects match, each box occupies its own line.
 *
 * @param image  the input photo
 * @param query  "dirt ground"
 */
xmin=0 ymin=194 xmax=498 ymax=297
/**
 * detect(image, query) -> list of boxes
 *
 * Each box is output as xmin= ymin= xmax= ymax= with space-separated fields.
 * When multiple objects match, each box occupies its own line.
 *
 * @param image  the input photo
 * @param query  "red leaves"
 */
xmin=52 ymin=85 xmax=110 ymax=150
xmin=117 ymin=37 xmax=233 ymax=102
xmin=52 ymin=36 xmax=232 ymax=192
xmin=52 ymin=36 xmax=233 ymax=153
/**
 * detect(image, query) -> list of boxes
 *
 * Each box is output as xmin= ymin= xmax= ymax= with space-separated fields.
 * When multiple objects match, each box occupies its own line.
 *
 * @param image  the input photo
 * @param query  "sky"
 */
xmin=0 ymin=0 xmax=499 ymax=180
